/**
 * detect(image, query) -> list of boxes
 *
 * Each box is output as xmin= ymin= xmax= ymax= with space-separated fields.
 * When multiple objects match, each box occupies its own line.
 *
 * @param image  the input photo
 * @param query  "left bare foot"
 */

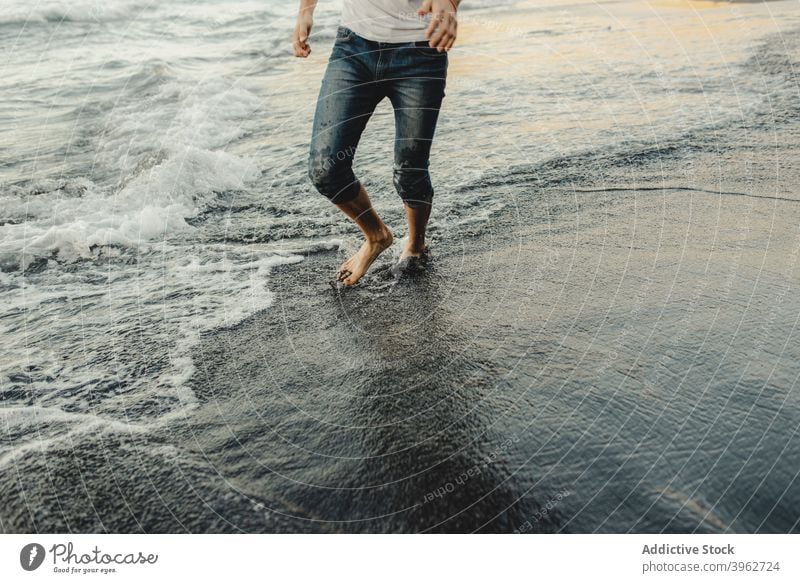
xmin=336 ymin=227 xmax=394 ymax=286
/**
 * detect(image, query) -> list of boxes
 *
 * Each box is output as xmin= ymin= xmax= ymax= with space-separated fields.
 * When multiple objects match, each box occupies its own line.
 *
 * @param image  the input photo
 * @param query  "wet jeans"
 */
xmin=308 ymin=26 xmax=448 ymax=208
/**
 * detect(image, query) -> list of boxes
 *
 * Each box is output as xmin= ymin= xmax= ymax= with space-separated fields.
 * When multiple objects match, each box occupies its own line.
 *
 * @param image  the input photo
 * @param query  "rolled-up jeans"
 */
xmin=308 ymin=25 xmax=448 ymax=208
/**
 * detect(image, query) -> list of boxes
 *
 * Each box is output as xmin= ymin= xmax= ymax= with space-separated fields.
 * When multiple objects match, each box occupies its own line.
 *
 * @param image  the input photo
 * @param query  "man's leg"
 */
xmin=334 ymin=184 xmax=393 ymax=285
xmin=386 ymin=56 xmax=447 ymax=262
xmin=308 ymin=32 xmax=392 ymax=285
xmin=403 ymin=202 xmax=431 ymax=259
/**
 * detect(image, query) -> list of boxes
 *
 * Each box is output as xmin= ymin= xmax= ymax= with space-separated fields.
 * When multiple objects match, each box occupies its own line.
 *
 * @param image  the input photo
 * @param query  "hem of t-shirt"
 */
xmin=341 ymin=22 xmax=429 ymax=44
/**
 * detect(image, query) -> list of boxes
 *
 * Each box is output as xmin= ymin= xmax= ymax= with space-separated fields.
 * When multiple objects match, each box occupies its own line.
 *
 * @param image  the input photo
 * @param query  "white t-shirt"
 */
xmin=341 ymin=0 xmax=430 ymax=43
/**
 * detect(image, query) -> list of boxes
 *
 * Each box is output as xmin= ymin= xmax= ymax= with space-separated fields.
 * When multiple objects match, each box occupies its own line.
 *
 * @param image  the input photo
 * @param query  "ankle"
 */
xmin=404 ymin=237 xmax=426 ymax=253
xmin=366 ymin=225 xmax=393 ymax=245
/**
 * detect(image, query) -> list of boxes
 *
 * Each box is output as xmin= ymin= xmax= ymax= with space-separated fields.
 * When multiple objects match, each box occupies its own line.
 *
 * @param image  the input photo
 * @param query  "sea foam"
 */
xmin=0 ymin=0 xmax=149 ymax=25
xmin=1 ymin=78 xmax=263 ymax=272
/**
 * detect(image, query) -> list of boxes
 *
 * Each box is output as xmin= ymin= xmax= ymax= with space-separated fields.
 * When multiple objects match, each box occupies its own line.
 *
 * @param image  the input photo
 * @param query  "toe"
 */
xmin=344 ymin=269 xmax=364 ymax=286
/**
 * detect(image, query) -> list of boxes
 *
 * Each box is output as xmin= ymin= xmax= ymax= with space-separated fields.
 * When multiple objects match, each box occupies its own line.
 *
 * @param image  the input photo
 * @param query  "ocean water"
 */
xmin=2 ymin=0 xmax=800 ymax=532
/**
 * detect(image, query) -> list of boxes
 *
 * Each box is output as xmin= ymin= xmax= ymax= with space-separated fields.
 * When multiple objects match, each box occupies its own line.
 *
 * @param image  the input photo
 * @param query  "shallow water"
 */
xmin=1 ymin=0 xmax=799 ymax=532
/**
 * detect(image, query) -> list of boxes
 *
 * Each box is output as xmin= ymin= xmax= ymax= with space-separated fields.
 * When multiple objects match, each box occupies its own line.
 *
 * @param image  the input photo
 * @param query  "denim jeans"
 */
xmin=308 ymin=25 xmax=448 ymax=208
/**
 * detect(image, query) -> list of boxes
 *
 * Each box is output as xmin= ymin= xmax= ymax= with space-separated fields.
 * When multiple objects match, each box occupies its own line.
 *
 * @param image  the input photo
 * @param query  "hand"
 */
xmin=293 ymin=14 xmax=313 ymax=57
xmin=418 ymin=0 xmax=458 ymax=53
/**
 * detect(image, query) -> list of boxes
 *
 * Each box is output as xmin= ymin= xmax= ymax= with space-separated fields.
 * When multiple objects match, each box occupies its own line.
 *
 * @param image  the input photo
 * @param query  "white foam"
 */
xmin=0 ymin=59 xmax=312 ymax=445
xmin=1 ymin=79 xmax=263 ymax=272
xmin=0 ymin=0 xmax=148 ymax=25
xmin=159 ymin=251 xmax=305 ymax=421
xmin=0 ymin=406 xmax=148 ymax=467
xmin=0 ymin=243 xmax=309 ymax=432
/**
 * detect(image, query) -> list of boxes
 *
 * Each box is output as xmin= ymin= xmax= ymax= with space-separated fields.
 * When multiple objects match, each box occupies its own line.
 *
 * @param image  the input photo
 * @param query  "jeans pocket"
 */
xmin=413 ymin=41 xmax=447 ymax=57
xmin=336 ymin=26 xmax=354 ymax=42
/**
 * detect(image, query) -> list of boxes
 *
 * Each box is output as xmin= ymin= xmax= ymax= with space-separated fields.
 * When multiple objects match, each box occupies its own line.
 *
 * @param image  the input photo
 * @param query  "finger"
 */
xmin=444 ymin=36 xmax=456 ymax=51
xmin=434 ymin=14 xmax=454 ymax=46
xmin=429 ymin=29 xmax=445 ymax=48
xmin=417 ymin=0 xmax=433 ymax=16
xmin=436 ymin=33 xmax=453 ymax=52
xmin=425 ymin=12 xmax=441 ymax=39
xmin=444 ymin=17 xmax=457 ymax=40
xmin=429 ymin=16 xmax=448 ymax=46
xmin=444 ymin=24 xmax=457 ymax=44
xmin=441 ymin=20 xmax=457 ymax=49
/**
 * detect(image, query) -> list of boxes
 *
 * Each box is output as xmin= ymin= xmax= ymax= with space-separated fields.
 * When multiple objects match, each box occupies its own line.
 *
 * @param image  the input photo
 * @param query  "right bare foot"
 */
xmin=399 ymin=241 xmax=429 ymax=261
xmin=390 ymin=242 xmax=430 ymax=278
xmin=336 ymin=228 xmax=394 ymax=286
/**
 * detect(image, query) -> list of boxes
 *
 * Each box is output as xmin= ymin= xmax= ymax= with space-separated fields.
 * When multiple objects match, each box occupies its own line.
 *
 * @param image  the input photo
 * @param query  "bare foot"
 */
xmin=337 ymin=228 xmax=394 ymax=285
xmin=399 ymin=241 xmax=429 ymax=261
xmin=391 ymin=242 xmax=430 ymax=278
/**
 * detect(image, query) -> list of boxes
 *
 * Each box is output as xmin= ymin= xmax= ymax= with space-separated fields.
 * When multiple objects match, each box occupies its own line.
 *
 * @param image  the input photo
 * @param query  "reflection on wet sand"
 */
xmin=186 ymin=263 xmax=562 ymax=532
